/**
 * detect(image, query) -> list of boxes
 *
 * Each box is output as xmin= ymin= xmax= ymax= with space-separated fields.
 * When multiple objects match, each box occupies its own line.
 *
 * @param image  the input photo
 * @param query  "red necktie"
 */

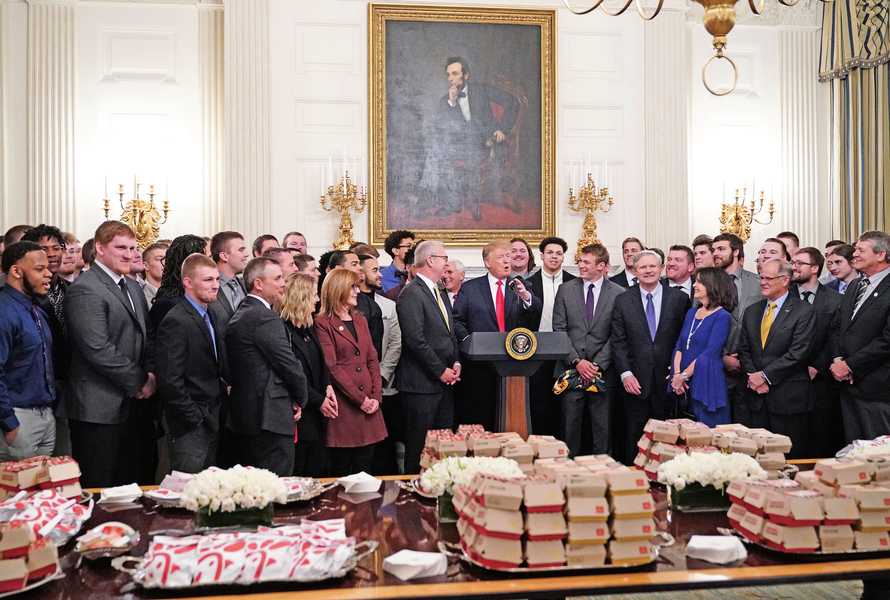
xmin=496 ymin=280 xmax=506 ymax=332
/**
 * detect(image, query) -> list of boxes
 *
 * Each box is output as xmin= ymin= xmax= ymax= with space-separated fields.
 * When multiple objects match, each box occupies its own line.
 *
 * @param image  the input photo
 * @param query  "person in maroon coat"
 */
xmin=315 ymin=269 xmax=387 ymax=476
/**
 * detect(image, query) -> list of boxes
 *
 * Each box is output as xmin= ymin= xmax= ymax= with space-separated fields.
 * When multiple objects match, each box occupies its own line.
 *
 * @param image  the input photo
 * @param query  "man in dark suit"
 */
xmin=612 ymin=250 xmax=690 ymax=460
xmin=829 ymin=231 xmax=890 ymax=442
xmin=790 ymin=248 xmax=844 ymax=458
xmin=155 ymin=254 xmax=228 ymax=473
xmin=453 ymin=240 xmax=542 ymax=430
xmin=738 ymin=258 xmax=815 ymax=458
xmin=63 ymin=221 xmax=157 ymax=488
xmin=397 ymin=241 xmax=461 ymax=473
xmin=609 ymin=237 xmax=644 ymax=288
xmin=552 ymin=243 xmax=624 ymax=456
xmin=225 ymin=257 xmax=308 ymax=476
xmin=825 ymin=243 xmax=858 ymax=295
xmin=210 ymin=231 xmax=249 ymax=318
xmin=664 ymin=245 xmax=695 ymax=299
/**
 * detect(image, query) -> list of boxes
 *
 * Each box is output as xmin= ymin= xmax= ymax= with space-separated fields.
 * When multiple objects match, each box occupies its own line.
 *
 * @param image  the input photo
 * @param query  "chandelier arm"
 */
xmin=702 ymin=53 xmax=738 ymax=97
xmin=600 ymin=0 xmax=635 ymax=17
xmin=562 ymin=0 xmax=608 ymax=15
xmin=747 ymin=0 xmax=766 ymax=14
xmin=776 ymin=0 xmax=801 ymax=5
xmin=635 ymin=0 xmax=665 ymax=21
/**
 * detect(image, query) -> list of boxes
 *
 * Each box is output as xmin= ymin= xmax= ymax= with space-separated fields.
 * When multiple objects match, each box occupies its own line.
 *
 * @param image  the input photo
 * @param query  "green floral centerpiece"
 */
xmin=657 ymin=452 xmax=767 ymax=512
xmin=180 ymin=466 xmax=288 ymax=529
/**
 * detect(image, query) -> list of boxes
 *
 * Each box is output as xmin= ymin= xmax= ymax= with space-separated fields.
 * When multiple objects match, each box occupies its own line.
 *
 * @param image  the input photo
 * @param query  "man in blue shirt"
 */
xmin=0 ymin=241 xmax=56 ymax=460
xmin=380 ymin=230 xmax=414 ymax=293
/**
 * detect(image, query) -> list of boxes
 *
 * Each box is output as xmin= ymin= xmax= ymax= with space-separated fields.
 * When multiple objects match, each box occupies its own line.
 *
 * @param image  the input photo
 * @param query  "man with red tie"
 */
xmin=453 ymin=240 xmax=542 ymax=430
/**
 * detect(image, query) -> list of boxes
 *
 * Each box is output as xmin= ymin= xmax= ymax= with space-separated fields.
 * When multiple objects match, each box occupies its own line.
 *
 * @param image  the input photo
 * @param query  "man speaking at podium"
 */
xmin=453 ymin=240 xmax=543 ymax=430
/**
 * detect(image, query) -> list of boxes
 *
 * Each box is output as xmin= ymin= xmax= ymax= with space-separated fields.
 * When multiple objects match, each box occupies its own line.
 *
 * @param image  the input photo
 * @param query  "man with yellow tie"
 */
xmin=738 ymin=258 xmax=815 ymax=459
xmin=395 ymin=241 xmax=461 ymax=474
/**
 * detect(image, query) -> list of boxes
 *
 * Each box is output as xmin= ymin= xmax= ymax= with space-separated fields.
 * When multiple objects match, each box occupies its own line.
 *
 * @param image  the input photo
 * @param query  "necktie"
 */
xmin=645 ymin=292 xmax=657 ymax=341
xmin=729 ymin=273 xmax=739 ymax=301
xmin=203 ymin=311 xmax=218 ymax=360
xmin=854 ymin=277 xmax=870 ymax=312
xmin=458 ymin=91 xmax=467 ymax=98
xmin=495 ymin=281 xmax=506 ymax=333
xmin=118 ymin=278 xmax=134 ymax=311
xmin=840 ymin=282 xmax=848 ymax=295
xmin=434 ymin=287 xmax=451 ymax=331
xmin=226 ymin=279 xmax=244 ymax=308
xmin=801 ymin=290 xmax=813 ymax=304
xmin=30 ymin=306 xmax=54 ymax=393
xmin=631 ymin=276 xmax=638 ymax=286
xmin=393 ymin=269 xmax=407 ymax=279
xmin=761 ymin=301 xmax=776 ymax=347
xmin=585 ymin=283 xmax=595 ymax=322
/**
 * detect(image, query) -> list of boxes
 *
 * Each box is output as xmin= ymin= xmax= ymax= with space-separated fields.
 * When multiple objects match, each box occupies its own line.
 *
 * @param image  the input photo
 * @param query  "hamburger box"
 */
xmin=419 ymin=447 xmax=434 ymax=470
xmin=424 ymin=429 xmax=451 ymax=448
xmin=650 ymin=443 xmax=685 ymax=463
xmin=610 ymin=517 xmax=656 ymax=541
xmin=637 ymin=436 xmax=653 ymax=456
xmin=856 ymin=486 xmax=890 ymax=511
xmin=567 ymin=521 xmax=610 ymax=545
xmin=819 ymin=524 xmax=855 ymax=552
xmin=462 ymin=499 xmax=482 ymax=527
xmin=466 ymin=433 xmax=501 ymax=457
xmin=727 ymin=437 xmax=758 ymax=457
xmin=643 ymin=459 xmax=660 ymax=481
xmin=436 ymin=434 xmax=467 ymax=458
xmin=608 ymin=540 xmax=653 ymax=565
xmin=472 ymin=506 xmax=524 ymax=539
xmin=727 ymin=504 xmax=748 ymax=529
xmin=0 ymin=463 xmax=41 ymax=492
xmin=633 ymin=453 xmax=649 ymax=470
xmin=565 ymin=496 xmax=610 ymax=522
xmin=457 ymin=516 xmax=471 ymax=538
xmin=452 ymin=487 xmax=474 ymax=517
xmin=854 ymin=530 xmax=890 ymax=550
xmin=494 ymin=432 xmax=522 ymax=442
xmin=547 ymin=465 xmax=591 ymax=490
xmin=643 ymin=419 xmax=680 ymax=444
xmin=565 ymin=471 xmax=607 ymax=498
xmin=536 ymin=441 xmax=570 ymax=459
xmin=517 ymin=462 xmax=536 ymax=475
xmin=738 ymin=428 xmax=772 ymax=439
xmin=35 ymin=456 xmax=80 ymax=489
xmin=523 ymin=481 xmax=565 ymax=513
xmin=473 ymin=534 xmax=523 ymax=569
xmin=728 ymin=479 xmax=752 ymax=505
xmin=761 ymin=522 xmax=819 ymax=553
xmin=49 ymin=482 xmax=82 ymax=500
xmin=678 ymin=422 xmax=712 ymax=447
xmin=853 ymin=456 xmax=890 ymax=483
xmin=610 ymin=493 xmax=656 ymax=519
xmin=742 ymin=486 xmax=771 ymax=516
xmin=524 ymin=511 xmax=567 ymax=541
xmin=763 ymin=490 xmax=824 ymax=527
xmin=855 ymin=510 xmax=890 ymax=532
xmin=501 ymin=443 xmax=534 ymax=464
xmin=737 ymin=511 xmax=766 ymax=542
xmin=604 ymin=469 xmax=649 ymax=495
xmin=687 ymin=445 xmax=720 ymax=456
xmin=25 ymin=538 xmax=58 ymax=581
xmin=811 ymin=481 xmax=839 ymax=498
xmin=814 ymin=458 xmax=870 ymax=486
xmin=756 ymin=452 xmax=786 ymax=471
xmin=837 ymin=485 xmax=862 ymax=500
xmin=752 ymin=434 xmax=793 ymax=454
xmin=523 ymin=539 xmax=566 ymax=568
xmin=460 ymin=522 xmax=479 ymax=550
xmin=565 ymin=543 xmax=607 ymax=567
xmin=574 ymin=455 xmax=615 ymax=466
xmin=0 ymin=522 xmax=35 ymax=559
xmin=457 ymin=423 xmax=484 ymax=433
xmin=478 ymin=479 xmax=523 ymax=511
xmin=585 ymin=461 xmax=626 ymax=473
xmin=0 ymin=559 xmax=28 ymax=592
xmin=794 ymin=470 xmax=820 ymax=489
xmin=527 ymin=435 xmax=556 ymax=453
xmin=823 ymin=497 xmax=860 ymax=526
xmin=710 ymin=431 xmax=735 ymax=448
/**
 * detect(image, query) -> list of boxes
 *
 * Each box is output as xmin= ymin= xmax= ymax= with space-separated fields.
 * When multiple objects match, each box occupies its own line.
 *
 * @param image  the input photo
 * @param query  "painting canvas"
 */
xmin=369 ymin=4 xmax=556 ymax=245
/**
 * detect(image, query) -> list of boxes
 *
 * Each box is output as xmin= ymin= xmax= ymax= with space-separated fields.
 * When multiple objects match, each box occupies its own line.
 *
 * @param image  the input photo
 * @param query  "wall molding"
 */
xmin=100 ymin=28 xmax=178 ymax=84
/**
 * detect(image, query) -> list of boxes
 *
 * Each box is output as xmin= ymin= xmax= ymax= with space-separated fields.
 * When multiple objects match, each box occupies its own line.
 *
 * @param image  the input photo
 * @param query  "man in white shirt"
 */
xmin=526 ymin=237 xmax=577 ymax=332
xmin=664 ymin=245 xmax=695 ymax=298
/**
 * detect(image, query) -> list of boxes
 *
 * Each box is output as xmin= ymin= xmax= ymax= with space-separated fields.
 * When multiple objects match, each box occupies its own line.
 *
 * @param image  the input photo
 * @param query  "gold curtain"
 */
xmin=820 ymin=0 xmax=889 ymax=240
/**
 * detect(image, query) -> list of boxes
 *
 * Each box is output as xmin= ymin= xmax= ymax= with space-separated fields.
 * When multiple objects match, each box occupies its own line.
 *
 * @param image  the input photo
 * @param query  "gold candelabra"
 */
xmin=320 ymin=172 xmax=367 ymax=250
xmin=103 ymin=182 xmax=169 ymax=250
xmin=718 ymin=184 xmax=775 ymax=243
xmin=569 ymin=173 xmax=614 ymax=263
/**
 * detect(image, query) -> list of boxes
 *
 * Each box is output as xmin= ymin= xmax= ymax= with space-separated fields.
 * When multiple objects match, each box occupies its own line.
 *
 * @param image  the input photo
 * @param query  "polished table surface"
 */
xmin=21 ymin=466 xmax=889 ymax=599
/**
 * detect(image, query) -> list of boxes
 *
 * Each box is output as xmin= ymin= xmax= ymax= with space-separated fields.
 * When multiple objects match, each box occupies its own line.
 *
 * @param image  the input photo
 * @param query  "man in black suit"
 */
xmin=790 ymin=248 xmax=844 ymax=458
xmin=611 ymin=250 xmax=690 ymax=460
xmin=156 ymin=254 xmax=228 ymax=473
xmin=609 ymin=237 xmax=644 ymax=288
xmin=825 ymin=243 xmax=858 ymax=295
xmin=453 ymin=240 xmax=542 ymax=430
xmin=738 ymin=258 xmax=815 ymax=458
xmin=397 ymin=241 xmax=461 ymax=473
xmin=225 ymin=257 xmax=308 ymax=476
xmin=211 ymin=231 xmax=249 ymax=318
xmin=664 ymin=245 xmax=695 ymax=299
xmin=830 ymin=231 xmax=890 ymax=442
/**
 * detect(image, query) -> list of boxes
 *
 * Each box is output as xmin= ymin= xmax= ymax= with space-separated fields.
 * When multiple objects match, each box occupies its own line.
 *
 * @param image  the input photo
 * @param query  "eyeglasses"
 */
xmin=430 ymin=255 xmax=449 ymax=261
xmin=790 ymin=260 xmax=815 ymax=267
xmin=397 ymin=244 xmax=414 ymax=250
xmin=759 ymin=275 xmax=787 ymax=282
xmin=159 ymin=256 xmax=166 ymax=266
xmin=350 ymin=285 xmax=360 ymax=292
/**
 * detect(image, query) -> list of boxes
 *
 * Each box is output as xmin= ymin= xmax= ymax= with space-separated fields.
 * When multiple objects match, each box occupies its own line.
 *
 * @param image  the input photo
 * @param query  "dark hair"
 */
xmin=403 ymin=247 xmax=417 ymax=270
xmin=358 ymin=254 xmax=376 ymax=264
xmin=669 ymin=245 xmax=695 ymax=263
xmin=445 ymin=56 xmax=470 ymax=78
xmin=763 ymin=237 xmax=789 ymax=261
xmin=157 ymin=235 xmax=207 ymax=298
xmin=21 ymin=224 xmax=66 ymax=250
xmin=580 ymin=243 xmax=609 ymax=265
xmin=1 ymin=241 xmax=42 ymax=275
xmin=713 ymin=233 xmax=744 ymax=260
xmin=510 ymin=238 xmax=536 ymax=272
xmin=252 ymin=234 xmax=278 ymax=257
xmin=350 ymin=243 xmax=379 ymax=259
xmin=82 ymin=239 xmax=95 ymax=265
xmin=777 ymin=231 xmax=800 ymax=247
xmin=794 ymin=246 xmax=824 ymax=277
xmin=828 ymin=243 xmax=855 ymax=263
xmin=3 ymin=225 xmax=32 ymax=246
xmin=262 ymin=247 xmax=290 ymax=261
xmin=695 ymin=267 xmax=737 ymax=313
xmin=383 ymin=230 xmax=415 ymax=259
xmin=210 ymin=231 xmax=244 ymax=263
xmin=692 ymin=234 xmax=713 ymax=249
xmin=825 ymin=239 xmax=847 ymax=249
xmin=328 ymin=250 xmax=357 ymax=270
xmin=294 ymin=253 xmax=316 ymax=272
xmin=648 ymin=247 xmax=665 ymax=264
xmin=243 ymin=257 xmax=279 ymax=293
xmin=539 ymin=236 xmax=568 ymax=254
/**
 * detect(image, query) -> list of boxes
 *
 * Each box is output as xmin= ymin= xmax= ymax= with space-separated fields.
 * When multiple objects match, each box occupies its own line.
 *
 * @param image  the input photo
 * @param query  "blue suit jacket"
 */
xmin=453 ymin=274 xmax=543 ymax=342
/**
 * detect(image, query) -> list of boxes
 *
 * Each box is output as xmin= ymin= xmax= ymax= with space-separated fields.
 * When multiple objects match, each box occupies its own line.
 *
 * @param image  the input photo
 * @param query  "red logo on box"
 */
xmin=636 ymin=479 xmax=645 ymax=486
xmin=643 ymin=525 xmax=651 ymax=532
xmin=861 ymin=473 xmax=868 ymax=480
xmin=638 ymin=546 xmax=647 ymax=555
xmin=643 ymin=502 xmax=652 ymax=510
xmin=596 ymin=507 xmax=604 ymax=513
xmin=597 ymin=529 xmax=606 ymax=536
xmin=882 ymin=539 xmax=889 ymax=546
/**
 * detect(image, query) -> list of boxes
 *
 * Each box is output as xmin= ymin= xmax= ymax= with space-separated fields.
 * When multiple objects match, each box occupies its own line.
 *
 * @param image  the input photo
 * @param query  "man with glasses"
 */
xmin=380 ymin=230 xmax=415 ymax=293
xmin=738 ymin=258 xmax=815 ymax=459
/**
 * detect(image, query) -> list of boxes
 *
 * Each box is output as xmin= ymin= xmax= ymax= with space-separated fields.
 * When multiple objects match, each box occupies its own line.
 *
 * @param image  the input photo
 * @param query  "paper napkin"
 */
xmin=338 ymin=472 xmax=382 ymax=494
xmin=686 ymin=535 xmax=747 ymax=564
xmin=382 ymin=549 xmax=448 ymax=581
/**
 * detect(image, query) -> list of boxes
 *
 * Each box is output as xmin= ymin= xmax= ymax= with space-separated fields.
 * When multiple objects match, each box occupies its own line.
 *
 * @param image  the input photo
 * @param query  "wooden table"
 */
xmin=32 ymin=471 xmax=890 ymax=599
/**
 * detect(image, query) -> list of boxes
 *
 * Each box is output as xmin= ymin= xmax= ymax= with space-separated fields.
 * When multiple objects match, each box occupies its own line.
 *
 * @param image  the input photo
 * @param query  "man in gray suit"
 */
xmin=552 ymin=243 xmax=624 ymax=457
xmin=63 ymin=221 xmax=156 ymax=488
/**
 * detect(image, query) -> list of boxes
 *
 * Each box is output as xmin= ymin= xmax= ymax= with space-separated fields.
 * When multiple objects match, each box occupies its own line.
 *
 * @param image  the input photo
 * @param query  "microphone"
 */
xmin=507 ymin=275 xmax=524 ymax=292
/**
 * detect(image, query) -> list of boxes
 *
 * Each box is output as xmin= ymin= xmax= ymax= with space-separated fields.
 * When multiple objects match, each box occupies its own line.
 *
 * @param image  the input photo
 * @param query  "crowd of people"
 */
xmin=0 ymin=220 xmax=886 ymax=486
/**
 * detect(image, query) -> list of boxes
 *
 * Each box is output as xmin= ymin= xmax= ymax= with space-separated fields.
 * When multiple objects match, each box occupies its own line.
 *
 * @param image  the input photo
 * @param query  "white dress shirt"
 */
xmin=487 ymin=272 xmax=531 ymax=311
xmin=538 ymin=270 xmax=565 ymax=332
xmin=447 ymin=84 xmax=472 ymax=122
xmin=621 ymin=284 xmax=663 ymax=382
xmin=668 ymin=277 xmax=692 ymax=298
xmin=247 ymin=293 xmax=271 ymax=310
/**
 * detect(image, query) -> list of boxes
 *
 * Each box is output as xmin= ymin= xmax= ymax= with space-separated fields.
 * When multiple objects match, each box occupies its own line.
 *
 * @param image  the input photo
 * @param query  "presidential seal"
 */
xmin=506 ymin=328 xmax=537 ymax=360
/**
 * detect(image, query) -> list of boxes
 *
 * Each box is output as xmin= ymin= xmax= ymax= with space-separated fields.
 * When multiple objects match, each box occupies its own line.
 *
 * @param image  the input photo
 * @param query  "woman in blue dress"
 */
xmin=669 ymin=267 xmax=738 ymax=426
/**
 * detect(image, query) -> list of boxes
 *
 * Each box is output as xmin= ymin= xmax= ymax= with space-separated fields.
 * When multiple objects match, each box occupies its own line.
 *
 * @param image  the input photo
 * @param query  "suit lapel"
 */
xmin=419 ymin=280 xmax=451 ymax=331
xmin=851 ymin=274 xmax=890 ymax=324
xmin=217 ymin=290 xmax=235 ymax=317
xmin=331 ymin=316 xmax=360 ymax=350
xmin=764 ymin=295 xmax=795 ymax=350
xmin=184 ymin=301 xmax=216 ymax=358
xmin=654 ymin=290 xmax=675 ymax=339
xmin=481 ymin=277 xmax=498 ymax=327
xmin=96 ymin=268 xmax=140 ymax=323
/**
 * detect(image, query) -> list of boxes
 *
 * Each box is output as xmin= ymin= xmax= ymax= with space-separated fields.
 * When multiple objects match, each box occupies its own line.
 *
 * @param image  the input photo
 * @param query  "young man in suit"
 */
xmin=830 ymin=231 xmax=890 ymax=442
xmin=63 ymin=221 xmax=157 ymax=488
xmin=211 ymin=231 xmax=249 ymax=318
xmin=738 ymin=259 xmax=816 ymax=458
xmin=790 ymin=248 xmax=844 ymax=458
xmin=552 ymin=243 xmax=624 ymax=457
xmin=155 ymin=254 xmax=228 ymax=473
xmin=611 ymin=250 xmax=691 ymax=461
xmin=609 ymin=237 xmax=644 ymax=288
xmin=664 ymin=245 xmax=695 ymax=298
xmin=825 ymin=244 xmax=858 ymax=294
xmin=397 ymin=241 xmax=460 ymax=473
xmin=225 ymin=257 xmax=308 ymax=476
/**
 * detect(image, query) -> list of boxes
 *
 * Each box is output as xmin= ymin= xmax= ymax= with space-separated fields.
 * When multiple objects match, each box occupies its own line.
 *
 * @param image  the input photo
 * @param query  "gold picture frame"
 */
xmin=368 ymin=3 xmax=557 ymax=246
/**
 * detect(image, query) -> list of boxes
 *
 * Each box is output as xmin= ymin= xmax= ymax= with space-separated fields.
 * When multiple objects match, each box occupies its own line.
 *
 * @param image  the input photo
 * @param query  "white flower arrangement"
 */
xmin=419 ymin=456 xmax=525 ymax=497
xmin=845 ymin=436 xmax=890 ymax=458
xmin=179 ymin=466 xmax=288 ymax=513
xmin=657 ymin=452 xmax=767 ymax=491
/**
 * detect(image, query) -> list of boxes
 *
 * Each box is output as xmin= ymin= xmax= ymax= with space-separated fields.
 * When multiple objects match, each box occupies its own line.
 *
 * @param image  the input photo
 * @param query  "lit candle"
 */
xmin=752 ymin=178 xmax=756 ymax=202
xmin=603 ymin=159 xmax=608 ymax=188
xmin=328 ymin=155 xmax=333 ymax=187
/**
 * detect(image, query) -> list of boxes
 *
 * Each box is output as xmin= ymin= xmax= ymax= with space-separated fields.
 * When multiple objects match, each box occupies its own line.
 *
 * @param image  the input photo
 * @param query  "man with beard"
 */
xmin=0 ymin=242 xmax=56 ymax=460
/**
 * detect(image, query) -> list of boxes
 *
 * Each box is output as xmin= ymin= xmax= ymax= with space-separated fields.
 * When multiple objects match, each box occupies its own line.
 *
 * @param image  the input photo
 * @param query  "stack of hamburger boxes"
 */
xmin=522 ymin=477 xmax=567 ymax=567
xmin=818 ymin=458 xmax=890 ymax=551
xmin=563 ymin=469 xmax=609 ymax=567
xmin=760 ymin=489 xmax=824 ymax=552
xmin=634 ymin=436 xmax=652 ymax=471
xmin=750 ymin=434 xmax=792 ymax=478
xmin=35 ymin=456 xmax=82 ymax=500
xmin=603 ymin=467 xmax=655 ymax=565
xmin=501 ymin=436 xmax=535 ymax=475
xmin=419 ymin=429 xmax=454 ymax=470
xmin=728 ymin=479 xmax=802 ymax=543
xmin=0 ymin=460 xmax=44 ymax=501
xmin=455 ymin=474 xmax=526 ymax=568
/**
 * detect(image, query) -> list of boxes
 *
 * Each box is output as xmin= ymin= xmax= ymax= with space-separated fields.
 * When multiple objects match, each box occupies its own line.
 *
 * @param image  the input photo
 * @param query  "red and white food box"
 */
xmin=852 ymin=456 xmax=890 ymax=483
xmin=49 ymin=482 xmax=83 ymax=500
xmin=709 ymin=431 xmax=735 ymax=448
xmin=495 ymin=432 xmax=523 ymax=443
xmin=687 ymin=446 xmax=720 ymax=456
xmin=727 ymin=437 xmax=758 ymax=457
xmin=604 ymin=469 xmax=649 ymax=495
xmin=738 ymin=428 xmax=771 ymax=439
xmin=637 ymin=436 xmax=653 ymax=457
xmin=523 ymin=539 xmax=565 ymax=568
xmin=752 ymin=434 xmax=793 ymax=454
xmin=25 ymin=538 xmax=58 ymax=581
xmin=0 ymin=463 xmax=42 ymax=492
xmin=436 ymin=434 xmax=467 ymax=458
xmin=608 ymin=540 xmax=653 ymax=565
xmin=573 ymin=455 xmax=615 ymax=467
xmin=457 ymin=424 xmax=484 ymax=434
xmin=424 ymin=429 xmax=451 ymax=448
xmin=811 ymin=481 xmax=839 ymax=498
xmin=466 ymin=433 xmax=501 ymax=457
xmin=0 ymin=522 xmax=35 ymax=559
xmin=837 ymin=485 xmax=862 ymax=500
xmin=565 ymin=543 xmax=606 ymax=567
xmin=477 ymin=478 xmax=524 ymax=511
xmin=643 ymin=458 xmax=660 ymax=481
xmin=650 ymin=443 xmax=685 ymax=463
xmin=742 ymin=485 xmax=771 ymax=516
xmin=756 ymin=452 xmax=786 ymax=471
xmin=761 ymin=522 xmax=819 ymax=553
xmin=36 ymin=456 xmax=80 ymax=489
xmin=527 ymin=435 xmax=557 ymax=453
xmin=610 ymin=493 xmax=655 ymax=519
xmin=523 ymin=481 xmax=565 ymax=513
xmin=823 ymin=497 xmax=860 ymax=526
xmin=819 ymin=525 xmax=855 ymax=552
xmin=610 ymin=517 xmax=656 ymax=541
xmin=0 ymin=559 xmax=28 ymax=592
xmin=643 ymin=420 xmax=680 ymax=444
xmin=524 ymin=511 xmax=567 ymax=541
xmin=727 ymin=504 xmax=748 ymax=529
xmin=461 ymin=499 xmax=482 ymax=527
xmin=678 ymin=422 xmax=712 ymax=447
xmin=547 ymin=465 xmax=590 ymax=490
xmin=855 ymin=510 xmax=890 ymax=532
xmin=794 ymin=470 xmax=820 ymax=489
xmin=737 ymin=511 xmax=766 ymax=542
xmin=854 ymin=530 xmax=890 ymax=550
xmin=565 ymin=471 xmax=607 ymax=498
xmin=473 ymin=534 xmax=522 ymax=569
xmin=536 ymin=441 xmax=570 ymax=459
xmin=564 ymin=496 xmax=610 ymax=522
xmin=566 ymin=521 xmax=610 ymax=545
xmin=633 ymin=453 xmax=649 ymax=470
xmin=814 ymin=458 xmax=870 ymax=486
xmin=856 ymin=486 xmax=890 ymax=511
xmin=452 ymin=487 xmax=474 ymax=518
xmin=713 ymin=423 xmax=749 ymax=435
xmin=472 ymin=506 xmax=524 ymax=540
xmin=501 ymin=443 xmax=534 ymax=464
xmin=763 ymin=490 xmax=824 ymax=527
xmin=727 ymin=479 xmax=752 ymax=505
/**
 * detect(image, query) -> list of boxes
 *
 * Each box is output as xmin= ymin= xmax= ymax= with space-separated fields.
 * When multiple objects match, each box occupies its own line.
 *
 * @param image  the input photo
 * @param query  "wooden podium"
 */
xmin=459 ymin=332 xmax=570 ymax=438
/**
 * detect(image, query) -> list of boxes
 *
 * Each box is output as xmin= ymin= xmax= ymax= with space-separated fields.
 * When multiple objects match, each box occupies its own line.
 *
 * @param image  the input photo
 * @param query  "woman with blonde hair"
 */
xmin=314 ymin=269 xmax=387 ymax=476
xmin=280 ymin=273 xmax=338 ymax=477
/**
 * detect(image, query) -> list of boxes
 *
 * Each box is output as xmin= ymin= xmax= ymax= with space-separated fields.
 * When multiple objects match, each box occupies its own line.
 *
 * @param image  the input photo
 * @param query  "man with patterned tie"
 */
xmin=830 ymin=231 xmax=890 ymax=442
xmin=211 ymin=231 xmax=249 ymax=319
xmin=0 ymin=242 xmax=56 ymax=461
xmin=396 ymin=241 xmax=460 ymax=473
xmin=738 ymin=258 xmax=815 ymax=458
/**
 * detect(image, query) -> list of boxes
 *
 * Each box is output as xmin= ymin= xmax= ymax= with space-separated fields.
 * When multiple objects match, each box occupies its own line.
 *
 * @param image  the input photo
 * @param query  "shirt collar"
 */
xmin=93 ymin=259 xmax=125 ymax=284
xmin=219 ymin=272 xmax=235 ymax=285
xmin=864 ymin=265 xmax=890 ymax=286
xmin=768 ymin=290 xmax=790 ymax=312
xmin=184 ymin=294 xmax=208 ymax=317
xmin=1 ymin=286 xmax=38 ymax=310
xmin=487 ymin=272 xmax=507 ymax=287
xmin=640 ymin=283 xmax=662 ymax=301
xmin=416 ymin=272 xmax=438 ymax=292
xmin=247 ymin=293 xmax=271 ymax=310
xmin=542 ymin=270 xmax=563 ymax=283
